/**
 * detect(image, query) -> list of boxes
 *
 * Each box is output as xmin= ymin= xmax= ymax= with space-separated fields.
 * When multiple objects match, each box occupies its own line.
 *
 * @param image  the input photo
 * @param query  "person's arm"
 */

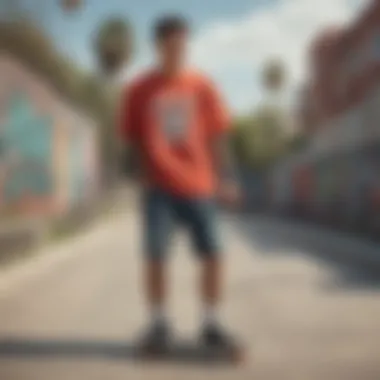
xmin=211 ymin=130 xmax=237 ymax=184
xmin=202 ymin=79 xmax=241 ymax=205
xmin=212 ymin=130 xmax=241 ymax=207
xmin=119 ymin=83 xmax=144 ymax=181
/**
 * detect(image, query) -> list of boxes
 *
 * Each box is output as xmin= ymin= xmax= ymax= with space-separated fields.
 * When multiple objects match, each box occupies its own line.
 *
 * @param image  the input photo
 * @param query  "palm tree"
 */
xmin=1 ymin=0 xmax=83 ymax=31
xmin=60 ymin=0 xmax=82 ymax=13
xmin=231 ymin=59 xmax=289 ymax=171
xmin=262 ymin=58 xmax=286 ymax=95
xmin=257 ymin=59 xmax=289 ymax=164
xmin=93 ymin=17 xmax=133 ymax=77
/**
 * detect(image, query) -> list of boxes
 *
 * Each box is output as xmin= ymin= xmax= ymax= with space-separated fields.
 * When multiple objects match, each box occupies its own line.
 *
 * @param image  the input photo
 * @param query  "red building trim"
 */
xmin=303 ymin=0 xmax=380 ymax=131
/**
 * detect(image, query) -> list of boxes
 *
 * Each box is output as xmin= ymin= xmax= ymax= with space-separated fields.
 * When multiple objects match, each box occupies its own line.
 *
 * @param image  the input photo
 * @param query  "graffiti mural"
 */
xmin=0 ymin=91 xmax=53 ymax=205
xmin=0 ymin=53 xmax=99 ymax=217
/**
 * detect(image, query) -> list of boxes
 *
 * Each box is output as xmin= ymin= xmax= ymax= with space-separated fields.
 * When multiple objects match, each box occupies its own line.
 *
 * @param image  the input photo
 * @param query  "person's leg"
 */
xmin=201 ymin=256 xmax=222 ymax=327
xmin=183 ymin=197 xmax=239 ymax=347
xmin=146 ymin=259 xmax=166 ymax=325
xmin=141 ymin=189 xmax=173 ymax=346
xmin=181 ymin=198 xmax=227 ymax=332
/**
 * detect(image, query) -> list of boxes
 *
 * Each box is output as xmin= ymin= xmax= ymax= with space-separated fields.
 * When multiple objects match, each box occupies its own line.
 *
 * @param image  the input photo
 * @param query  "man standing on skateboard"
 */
xmin=121 ymin=14 xmax=240 ymax=350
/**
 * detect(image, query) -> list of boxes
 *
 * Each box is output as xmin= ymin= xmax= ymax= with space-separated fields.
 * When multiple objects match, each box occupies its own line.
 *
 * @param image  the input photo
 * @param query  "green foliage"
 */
xmin=262 ymin=58 xmax=287 ymax=93
xmin=231 ymin=115 xmax=260 ymax=168
xmin=232 ymin=105 xmax=301 ymax=171
xmin=0 ymin=20 xmax=88 ymax=109
xmin=286 ymin=132 xmax=308 ymax=153
xmin=93 ymin=17 xmax=133 ymax=75
xmin=0 ymin=19 xmax=123 ymax=182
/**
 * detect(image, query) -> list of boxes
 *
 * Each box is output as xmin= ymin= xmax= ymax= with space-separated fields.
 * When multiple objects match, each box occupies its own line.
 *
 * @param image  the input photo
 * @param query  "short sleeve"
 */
xmin=201 ymin=78 xmax=231 ymax=138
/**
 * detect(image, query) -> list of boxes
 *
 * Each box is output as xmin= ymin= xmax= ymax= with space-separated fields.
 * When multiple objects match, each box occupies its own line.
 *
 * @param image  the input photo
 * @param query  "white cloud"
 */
xmin=190 ymin=0 xmax=370 ymax=113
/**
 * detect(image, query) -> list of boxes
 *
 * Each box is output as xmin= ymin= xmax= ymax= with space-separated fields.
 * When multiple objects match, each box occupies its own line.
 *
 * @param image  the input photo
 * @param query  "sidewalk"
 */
xmin=0 ymin=209 xmax=379 ymax=379
xmin=0 ymin=183 xmax=138 ymax=266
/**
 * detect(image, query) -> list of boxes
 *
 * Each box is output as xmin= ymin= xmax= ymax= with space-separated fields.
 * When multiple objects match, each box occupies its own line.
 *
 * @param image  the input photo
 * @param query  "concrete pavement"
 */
xmin=0 ymin=209 xmax=379 ymax=379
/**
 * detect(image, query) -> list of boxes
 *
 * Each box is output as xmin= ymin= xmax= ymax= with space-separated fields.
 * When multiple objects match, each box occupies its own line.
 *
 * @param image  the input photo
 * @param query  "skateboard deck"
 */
xmin=135 ymin=340 xmax=245 ymax=365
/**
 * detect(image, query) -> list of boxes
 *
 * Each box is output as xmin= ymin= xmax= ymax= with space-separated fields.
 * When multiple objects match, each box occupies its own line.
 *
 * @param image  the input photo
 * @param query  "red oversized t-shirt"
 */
xmin=120 ymin=70 xmax=230 ymax=197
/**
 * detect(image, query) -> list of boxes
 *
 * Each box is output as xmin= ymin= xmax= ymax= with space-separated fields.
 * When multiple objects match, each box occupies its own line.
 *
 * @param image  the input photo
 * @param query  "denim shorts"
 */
xmin=142 ymin=188 xmax=222 ymax=260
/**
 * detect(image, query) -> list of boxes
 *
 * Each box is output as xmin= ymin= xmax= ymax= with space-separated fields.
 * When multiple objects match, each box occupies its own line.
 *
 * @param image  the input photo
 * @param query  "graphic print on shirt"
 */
xmin=153 ymin=93 xmax=194 ymax=144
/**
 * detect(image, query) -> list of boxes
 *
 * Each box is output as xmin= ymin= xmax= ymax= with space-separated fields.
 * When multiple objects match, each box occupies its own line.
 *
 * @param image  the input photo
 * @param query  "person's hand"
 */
xmin=217 ymin=181 xmax=243 ymax=209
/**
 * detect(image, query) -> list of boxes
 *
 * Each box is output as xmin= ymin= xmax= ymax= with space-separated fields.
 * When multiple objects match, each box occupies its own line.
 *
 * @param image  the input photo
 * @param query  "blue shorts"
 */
xmin=142 ymin=188 xmax=222 ymax=260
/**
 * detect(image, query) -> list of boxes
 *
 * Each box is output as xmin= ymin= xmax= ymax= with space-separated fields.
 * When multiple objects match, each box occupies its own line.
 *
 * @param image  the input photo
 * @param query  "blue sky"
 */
xmin=10 ymin=0 xmax=368 ymax=113
xmin=43 ymin=0 xmax=272 ymax=64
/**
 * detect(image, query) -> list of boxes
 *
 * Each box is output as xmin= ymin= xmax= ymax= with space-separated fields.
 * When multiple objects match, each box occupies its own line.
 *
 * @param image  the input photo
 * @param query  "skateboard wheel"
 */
xmin=230 ymin=347 xmax=245 ymax=365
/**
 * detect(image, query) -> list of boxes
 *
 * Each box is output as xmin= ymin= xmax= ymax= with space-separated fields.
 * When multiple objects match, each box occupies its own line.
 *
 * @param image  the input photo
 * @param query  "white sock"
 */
xmin=203 ymin=305 xmax=218 ymax=327
xmin=151 ymin=305 xmax=166 ymax=326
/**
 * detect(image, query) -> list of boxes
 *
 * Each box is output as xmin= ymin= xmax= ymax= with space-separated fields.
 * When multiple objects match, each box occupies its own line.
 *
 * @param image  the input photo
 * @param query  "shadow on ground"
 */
xmin=231 ymin=215 xmax=380 ymax=291
xmin=0 ymin=338 xmax=238 ymax=366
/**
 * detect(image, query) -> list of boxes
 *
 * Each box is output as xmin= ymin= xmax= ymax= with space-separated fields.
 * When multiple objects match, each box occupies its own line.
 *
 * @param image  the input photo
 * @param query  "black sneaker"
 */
xmin=201 ymin=323 xmax=237 ymax=349
xmin=139 ymin=321 xmax=170 ymax=352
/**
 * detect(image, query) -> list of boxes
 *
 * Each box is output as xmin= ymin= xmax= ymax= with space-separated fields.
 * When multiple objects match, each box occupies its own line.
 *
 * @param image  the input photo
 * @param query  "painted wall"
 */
xmin=0 ymin=53 xmax=98 ymax=217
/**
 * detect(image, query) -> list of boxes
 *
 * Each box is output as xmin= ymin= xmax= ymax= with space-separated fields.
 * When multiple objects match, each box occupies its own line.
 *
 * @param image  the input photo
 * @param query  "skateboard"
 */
xmin=136 ymin=340 xmax=245 ymax=365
